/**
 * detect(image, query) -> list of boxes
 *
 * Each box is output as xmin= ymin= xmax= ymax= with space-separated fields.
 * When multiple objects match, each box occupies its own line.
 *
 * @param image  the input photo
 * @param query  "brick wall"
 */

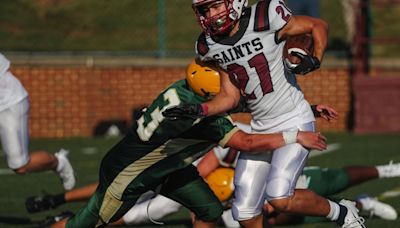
xmin=12 ymin=66 xmax=350 ymax=137
xmin=353 ymin=77 xmax=400 ymax=133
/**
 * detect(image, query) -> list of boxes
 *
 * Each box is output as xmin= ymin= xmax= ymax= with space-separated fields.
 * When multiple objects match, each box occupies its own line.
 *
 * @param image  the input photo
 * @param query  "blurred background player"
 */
xmin=0 ymin=53 xmax=75 ymax=190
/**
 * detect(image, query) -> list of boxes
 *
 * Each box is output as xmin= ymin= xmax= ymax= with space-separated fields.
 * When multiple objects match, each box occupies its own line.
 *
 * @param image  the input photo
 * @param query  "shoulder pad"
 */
xmin=253 ymin=0 xmax=271 ymax=32
xmin=196 ymin=32 xmax=209 ymax=56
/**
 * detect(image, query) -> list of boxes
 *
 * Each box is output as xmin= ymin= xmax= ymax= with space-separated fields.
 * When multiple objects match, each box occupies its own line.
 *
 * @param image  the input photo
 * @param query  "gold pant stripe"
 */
xmin=97 ymin=189 xmax=123 ymax=226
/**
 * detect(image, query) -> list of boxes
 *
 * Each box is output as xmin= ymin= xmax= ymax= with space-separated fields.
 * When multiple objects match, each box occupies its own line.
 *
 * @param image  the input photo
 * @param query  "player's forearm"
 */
xmin=280 ymin=16 xmax=328 ymax=62
xmin=243 ymin=133 xmax=286 ymax=152
xmin=227 ymin=130 xmax=295 ymax=152
xmin=203 ymin=70 xmax=240 ymax=116
xmin=230 ymin=130 xmax=326 ymax=152
xmin=311 ymin=18 xmax=329 ymax=61
xmin=65 ymin=182 xmax=98 ymax=202
xmin=203 ymin=91 xmax=239 ymax=116
xmin=196 ymin=150 xmax=220 ymax=178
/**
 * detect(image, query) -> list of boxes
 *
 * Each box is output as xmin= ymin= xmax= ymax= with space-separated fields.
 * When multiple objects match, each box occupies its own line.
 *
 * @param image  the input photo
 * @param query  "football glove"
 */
xmin=162 ymin=104 xmax=206 ymax=120
xmin=290 ymin=52 xmax=321 ymax=75
xmin=310 ymin=105 xmax=321 ymax=117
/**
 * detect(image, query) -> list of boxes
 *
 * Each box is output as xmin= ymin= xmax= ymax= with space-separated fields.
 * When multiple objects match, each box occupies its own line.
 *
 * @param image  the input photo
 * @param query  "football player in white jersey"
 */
xmin=163 ymin=0 xmax=365 ymax=227
xmin=0 ymin=53 xmax=75 ymax=190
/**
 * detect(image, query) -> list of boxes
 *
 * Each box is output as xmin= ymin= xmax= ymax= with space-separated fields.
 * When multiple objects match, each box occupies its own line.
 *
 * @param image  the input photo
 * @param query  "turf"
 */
xmin=0 ymin=133 xmax=399 ymax=227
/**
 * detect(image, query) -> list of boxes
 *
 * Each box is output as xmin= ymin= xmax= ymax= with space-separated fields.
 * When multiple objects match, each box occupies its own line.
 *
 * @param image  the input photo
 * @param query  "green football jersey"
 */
xmin=100 ymin=80 xmax=238 ymax=200
xmin=135 ymin=79 xmax=236 ymax=149
xmin=67 ymin=80 xmax=238 ymax=227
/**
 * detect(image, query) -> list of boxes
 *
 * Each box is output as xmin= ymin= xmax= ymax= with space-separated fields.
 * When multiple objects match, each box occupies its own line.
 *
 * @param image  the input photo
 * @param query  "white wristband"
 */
xmin=283 ymin=130 xmax=298 ymax=145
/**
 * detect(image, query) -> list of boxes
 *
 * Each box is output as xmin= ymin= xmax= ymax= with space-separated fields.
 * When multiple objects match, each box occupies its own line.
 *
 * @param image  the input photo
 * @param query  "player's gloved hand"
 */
xmin=311 ymin=104 xmax=339 ymax=121
xmin=290 ymin=51 xmax=321 ymax=75
xmin=162 ymin=104 xmax=206 ymax=120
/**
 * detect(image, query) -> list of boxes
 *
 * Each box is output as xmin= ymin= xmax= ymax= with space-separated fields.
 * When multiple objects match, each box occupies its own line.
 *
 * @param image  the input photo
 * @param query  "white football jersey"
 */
xmin=0 ymin=53 xmax=28 ymax=112
xmin=196 ymin=0 xmax=314 ymax=131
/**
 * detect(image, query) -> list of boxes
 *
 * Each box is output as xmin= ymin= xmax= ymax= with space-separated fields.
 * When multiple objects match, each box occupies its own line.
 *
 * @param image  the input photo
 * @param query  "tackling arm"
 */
xmin=203 ymin=69 xmax=241 ymax=116
xmin=196 ymin=150 xmax=221 ymax=178
xmin=162 ymin=66 xmax=241 ymax=119
xmin=226 ymin=130 xmax=327 ymax=152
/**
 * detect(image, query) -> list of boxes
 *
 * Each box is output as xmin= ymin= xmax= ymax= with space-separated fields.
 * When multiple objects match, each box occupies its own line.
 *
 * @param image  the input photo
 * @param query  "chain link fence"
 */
xmin=0 ymin=0 xmax=398 ymax=60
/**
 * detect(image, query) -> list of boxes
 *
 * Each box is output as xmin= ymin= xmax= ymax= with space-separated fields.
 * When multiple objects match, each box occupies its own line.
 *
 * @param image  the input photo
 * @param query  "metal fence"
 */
xmin=0 ymin=0 xmax=399 ymax=60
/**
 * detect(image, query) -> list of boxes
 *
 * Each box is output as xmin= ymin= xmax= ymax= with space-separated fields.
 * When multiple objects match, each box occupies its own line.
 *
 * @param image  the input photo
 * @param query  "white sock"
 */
xmin=326 ymin=200 xmax=341 ymax=221
xmin=357 ymin=197 xmax=372 ymax=211
xmin=55 ymin=155 xmax=65 ymax=172
xmin=376 ymin=164 xmax=387 ymax=178
xmin=375 ymin=161 xmax=400 ymax=178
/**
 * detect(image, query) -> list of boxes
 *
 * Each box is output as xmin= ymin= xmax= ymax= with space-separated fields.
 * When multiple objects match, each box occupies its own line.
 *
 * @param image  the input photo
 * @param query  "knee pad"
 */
xmin=123 ymin=196 xmax=181 ymax=225
xmin=231 ymin=202 xmax=263 ymax=221
xmin=266 ymin=177 xmax=291 ymax=200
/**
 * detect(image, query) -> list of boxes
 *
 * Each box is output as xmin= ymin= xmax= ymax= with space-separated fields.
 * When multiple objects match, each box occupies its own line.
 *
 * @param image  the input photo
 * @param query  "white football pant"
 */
xmin=0 ymin=97 xmax=30 ymax=169
xmin=122 ymin=191 xmax=182 ymax=225
xmin=232 ymin=121 xmax=315 ymax=221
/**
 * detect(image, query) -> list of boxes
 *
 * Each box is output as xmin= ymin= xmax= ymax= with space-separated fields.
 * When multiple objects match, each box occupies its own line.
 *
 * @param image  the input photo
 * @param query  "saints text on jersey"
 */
xmin=212 ymin=38 xmax=263 ymax=64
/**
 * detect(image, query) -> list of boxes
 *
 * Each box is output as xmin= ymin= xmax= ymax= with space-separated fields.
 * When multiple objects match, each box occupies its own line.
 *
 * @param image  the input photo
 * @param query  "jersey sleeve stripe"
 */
xmin=254 ymin=0 xmax=271 ymax=32
xmin=196 ymin=32 xmax=209 ymax=56
xmin=218 ymin=127 xmax=240 ymax=148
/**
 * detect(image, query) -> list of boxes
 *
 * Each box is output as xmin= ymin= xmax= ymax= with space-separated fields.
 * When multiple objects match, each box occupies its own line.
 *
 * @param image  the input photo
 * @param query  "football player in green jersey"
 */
xmin=51 ymin=59 xmax=326 ymax=228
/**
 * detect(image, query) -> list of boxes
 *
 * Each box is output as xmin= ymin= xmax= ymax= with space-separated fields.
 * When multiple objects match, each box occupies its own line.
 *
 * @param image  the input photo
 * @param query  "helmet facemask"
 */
xmin=193 ymin=0 xmax=245 ymax=36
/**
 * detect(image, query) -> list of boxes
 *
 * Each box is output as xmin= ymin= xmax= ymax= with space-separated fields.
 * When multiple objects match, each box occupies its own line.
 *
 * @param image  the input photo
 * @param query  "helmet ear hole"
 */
xmin=201 ymin=89 xmax=211 ymax=98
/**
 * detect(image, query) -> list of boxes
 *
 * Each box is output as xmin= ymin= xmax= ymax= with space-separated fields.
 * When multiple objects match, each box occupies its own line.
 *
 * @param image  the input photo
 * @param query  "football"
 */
xmin=283 ymin=34 xmax=314 ymax=65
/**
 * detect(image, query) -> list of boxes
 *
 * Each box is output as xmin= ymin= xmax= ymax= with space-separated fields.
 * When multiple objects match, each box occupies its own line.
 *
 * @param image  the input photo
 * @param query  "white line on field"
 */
xmin=309 ymin=143 xmax=341 ymax=158
xmin=0 ymin=168 xmax=14 ymax=175
xmin=378 ymin=186 xmax=400 ymax=200
xmin=0 ymin=169 xmax=53 ymax=175
xmin=81 ymin=147 xmax=98 ymax=155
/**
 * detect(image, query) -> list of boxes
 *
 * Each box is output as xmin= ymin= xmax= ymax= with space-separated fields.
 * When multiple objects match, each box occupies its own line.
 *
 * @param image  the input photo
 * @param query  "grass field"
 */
xmin=1 ymin=133 xmax=400 ymax=228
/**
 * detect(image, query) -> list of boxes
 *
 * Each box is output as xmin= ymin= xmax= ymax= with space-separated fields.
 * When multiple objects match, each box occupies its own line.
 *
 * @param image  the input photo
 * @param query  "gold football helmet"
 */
xmin=186 ymin=59 xmax=220 ymax=98
xmin=206 ymin=167 xmax=234 ymax=202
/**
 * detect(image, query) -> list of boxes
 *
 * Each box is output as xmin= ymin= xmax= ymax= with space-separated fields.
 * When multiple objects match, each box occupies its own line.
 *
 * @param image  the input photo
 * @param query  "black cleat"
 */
xmin=25 ymin=193 xmax=58 ymax=213
xmin=38 ymin=211 xmax=74 ymax=228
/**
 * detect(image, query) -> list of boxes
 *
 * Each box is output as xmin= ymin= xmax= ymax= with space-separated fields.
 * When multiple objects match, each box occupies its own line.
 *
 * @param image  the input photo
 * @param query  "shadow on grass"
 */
xmin=0 ymin=215 xmax=42 ymax=227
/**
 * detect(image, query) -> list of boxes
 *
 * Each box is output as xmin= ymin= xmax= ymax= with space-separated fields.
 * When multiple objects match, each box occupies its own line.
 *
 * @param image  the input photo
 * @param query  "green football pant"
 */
xmin=66 ymin=165 xmax=223 ymax=227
